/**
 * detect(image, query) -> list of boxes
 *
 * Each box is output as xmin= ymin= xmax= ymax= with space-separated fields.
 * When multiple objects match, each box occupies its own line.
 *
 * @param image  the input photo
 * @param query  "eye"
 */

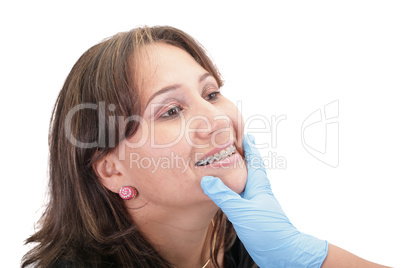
xmin=160 ymin=106 xmax=183 ymax=118
xmin=206 ymin=91 xmax=220 ymax=101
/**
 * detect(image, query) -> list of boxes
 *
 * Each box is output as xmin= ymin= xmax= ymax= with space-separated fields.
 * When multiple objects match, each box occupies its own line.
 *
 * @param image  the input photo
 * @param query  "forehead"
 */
xmin=135 ymin=43 xmax=207 ymax=103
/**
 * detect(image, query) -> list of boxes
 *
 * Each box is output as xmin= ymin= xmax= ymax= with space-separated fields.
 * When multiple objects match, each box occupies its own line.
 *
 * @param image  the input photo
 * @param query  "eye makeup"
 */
xmin=146 ymin=79 xmax=222 ymax=121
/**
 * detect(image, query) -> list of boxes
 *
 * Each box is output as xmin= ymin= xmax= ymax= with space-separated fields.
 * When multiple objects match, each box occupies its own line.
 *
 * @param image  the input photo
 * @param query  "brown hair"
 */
xmin=22 ymin=26 xmax=236 ymax=268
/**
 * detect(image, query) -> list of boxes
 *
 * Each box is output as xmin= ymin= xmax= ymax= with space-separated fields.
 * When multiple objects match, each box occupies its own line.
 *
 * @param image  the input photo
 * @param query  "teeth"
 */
xmin=195 ymin=145 xmax=236 ymax=166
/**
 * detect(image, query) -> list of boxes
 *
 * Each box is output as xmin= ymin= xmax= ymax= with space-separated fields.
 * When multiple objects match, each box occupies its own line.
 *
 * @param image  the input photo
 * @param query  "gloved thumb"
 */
xmin=201 ymin=176 xmax=242 ymax=208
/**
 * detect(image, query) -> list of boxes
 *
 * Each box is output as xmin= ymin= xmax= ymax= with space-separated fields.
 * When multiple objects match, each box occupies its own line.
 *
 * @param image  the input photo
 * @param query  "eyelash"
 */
xmin=160 ymin=91 xmax=221 ymax=119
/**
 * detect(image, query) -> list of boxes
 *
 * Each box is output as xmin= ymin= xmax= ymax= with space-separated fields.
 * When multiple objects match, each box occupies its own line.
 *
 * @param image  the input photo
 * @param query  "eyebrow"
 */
xmin=144 ymin=73 xmax=213 ymax=108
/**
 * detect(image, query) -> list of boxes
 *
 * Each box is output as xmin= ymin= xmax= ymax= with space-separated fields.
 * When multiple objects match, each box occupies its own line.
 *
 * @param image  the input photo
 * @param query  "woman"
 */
xmin=22 ymin=26 xmax=388 ymax=267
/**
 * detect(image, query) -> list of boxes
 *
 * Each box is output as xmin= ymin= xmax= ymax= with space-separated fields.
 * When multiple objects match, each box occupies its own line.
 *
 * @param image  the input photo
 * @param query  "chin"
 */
xmin=219 ymin=167 xmax=248 ymax=194
xmin=197 ymin=147 xmax=248 ymax=194
xmin=211 ymin=159 xmax=247 ymax=194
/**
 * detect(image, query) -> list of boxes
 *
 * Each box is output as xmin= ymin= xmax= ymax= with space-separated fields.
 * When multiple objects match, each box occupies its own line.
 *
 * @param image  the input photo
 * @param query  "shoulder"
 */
xmin=224 ymin=235 xmax=258 ymax=268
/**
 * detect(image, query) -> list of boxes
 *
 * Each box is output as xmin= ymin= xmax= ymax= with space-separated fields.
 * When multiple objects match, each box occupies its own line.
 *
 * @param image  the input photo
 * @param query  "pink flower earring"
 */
xmin=119 ymin=186 xmax=138 ymax=200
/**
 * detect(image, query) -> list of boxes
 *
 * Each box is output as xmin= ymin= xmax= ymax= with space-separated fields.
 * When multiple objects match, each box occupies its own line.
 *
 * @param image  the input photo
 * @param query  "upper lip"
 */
xmin=195 ymin=140 xmax=235 ymax=163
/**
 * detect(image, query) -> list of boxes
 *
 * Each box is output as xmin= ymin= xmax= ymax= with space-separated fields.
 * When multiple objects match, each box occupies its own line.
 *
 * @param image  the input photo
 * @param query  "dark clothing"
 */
xmin=224 ymin=236 xmax=258 ymax=268
xmin=55 ymin=236 xmax=257 ymax=268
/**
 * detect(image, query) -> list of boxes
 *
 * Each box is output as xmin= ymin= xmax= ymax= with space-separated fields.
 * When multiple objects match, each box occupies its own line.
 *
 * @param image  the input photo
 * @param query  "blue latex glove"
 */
xmin=201 ymin=134 xmax=328 ymax=268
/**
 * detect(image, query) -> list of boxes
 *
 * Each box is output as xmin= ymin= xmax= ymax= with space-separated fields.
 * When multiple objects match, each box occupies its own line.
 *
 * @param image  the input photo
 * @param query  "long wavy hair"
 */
xmin=22 ymin=26 xmax=236 ymax=268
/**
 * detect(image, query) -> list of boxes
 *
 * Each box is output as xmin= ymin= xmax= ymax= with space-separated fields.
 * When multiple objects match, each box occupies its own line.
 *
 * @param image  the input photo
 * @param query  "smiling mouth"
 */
xmin=195 ymin=145 xmax=236 ymax=166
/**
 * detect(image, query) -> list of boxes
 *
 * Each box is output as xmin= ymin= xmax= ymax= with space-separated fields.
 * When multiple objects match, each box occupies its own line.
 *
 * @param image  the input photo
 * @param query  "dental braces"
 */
xmin=195 ymin=145 xmax=236 ymax=166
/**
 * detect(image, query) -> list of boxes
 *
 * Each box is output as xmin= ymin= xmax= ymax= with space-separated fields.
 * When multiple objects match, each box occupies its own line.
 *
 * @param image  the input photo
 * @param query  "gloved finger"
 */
xmin=242 ymin=134 xmax=271 ymax=196
xmin=243 ymin=134 xmax=265 ymax=173
xmin=201 ymin=176 xmax=242 ymax=208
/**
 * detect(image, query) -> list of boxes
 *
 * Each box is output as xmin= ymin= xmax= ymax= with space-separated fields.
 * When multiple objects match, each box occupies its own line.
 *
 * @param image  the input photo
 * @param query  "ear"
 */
xmin=93 ymin=153 xmax=123 ymax=194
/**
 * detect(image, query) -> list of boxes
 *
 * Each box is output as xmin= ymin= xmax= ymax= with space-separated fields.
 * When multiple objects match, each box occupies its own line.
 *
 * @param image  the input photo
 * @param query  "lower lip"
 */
xmin=196 ymin=151 xmax=242 ymax=169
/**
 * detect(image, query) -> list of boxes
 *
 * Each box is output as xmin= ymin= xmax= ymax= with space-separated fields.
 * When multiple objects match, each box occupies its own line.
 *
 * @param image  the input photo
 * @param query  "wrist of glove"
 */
xmin=201 ymin=134 xmax=328 ymax=267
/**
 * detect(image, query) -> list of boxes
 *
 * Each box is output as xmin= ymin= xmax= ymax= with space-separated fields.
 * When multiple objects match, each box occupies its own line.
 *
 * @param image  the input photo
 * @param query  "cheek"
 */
xmin=122 ymin=143 xmax=203 ymax=205
xmin=151 ymin=121 xmax=184 ymax=146
xmin=208 ymin=100 xmax=247 ymax=194
xmin=221 ymin=100 xmax=244 ymax=135
xmin=224 ymin=101 xmax=245 ymax=156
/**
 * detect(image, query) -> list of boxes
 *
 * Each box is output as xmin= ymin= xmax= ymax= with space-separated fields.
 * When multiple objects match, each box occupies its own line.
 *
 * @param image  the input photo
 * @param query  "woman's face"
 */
xmin=117 ymin=43 xmax=247 ymax=208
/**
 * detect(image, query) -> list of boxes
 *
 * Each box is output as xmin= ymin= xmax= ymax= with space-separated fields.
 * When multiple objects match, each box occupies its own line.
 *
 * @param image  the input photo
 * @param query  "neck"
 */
xmin=132 ymin=200 xmax=219 ymax=268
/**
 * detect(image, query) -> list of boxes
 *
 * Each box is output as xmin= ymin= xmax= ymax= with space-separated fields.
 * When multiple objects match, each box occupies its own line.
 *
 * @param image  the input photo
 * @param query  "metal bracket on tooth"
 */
xmin=196 ymin=145 xmax=236 ymax=166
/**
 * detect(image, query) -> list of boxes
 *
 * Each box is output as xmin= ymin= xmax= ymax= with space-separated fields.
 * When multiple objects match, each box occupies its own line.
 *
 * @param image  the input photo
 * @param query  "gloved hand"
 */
xmin=201 ymin=134 xmax=328 ymax=268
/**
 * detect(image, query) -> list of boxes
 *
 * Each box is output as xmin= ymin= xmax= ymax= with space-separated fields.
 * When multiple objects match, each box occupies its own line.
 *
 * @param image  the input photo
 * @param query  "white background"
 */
xmin=1 ymin=1 xmax=401 ymax=267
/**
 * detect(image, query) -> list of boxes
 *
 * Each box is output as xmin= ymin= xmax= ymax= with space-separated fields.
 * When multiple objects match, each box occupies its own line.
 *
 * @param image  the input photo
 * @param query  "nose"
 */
xmin=188 ymin=101 xmax=233 ymax=147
